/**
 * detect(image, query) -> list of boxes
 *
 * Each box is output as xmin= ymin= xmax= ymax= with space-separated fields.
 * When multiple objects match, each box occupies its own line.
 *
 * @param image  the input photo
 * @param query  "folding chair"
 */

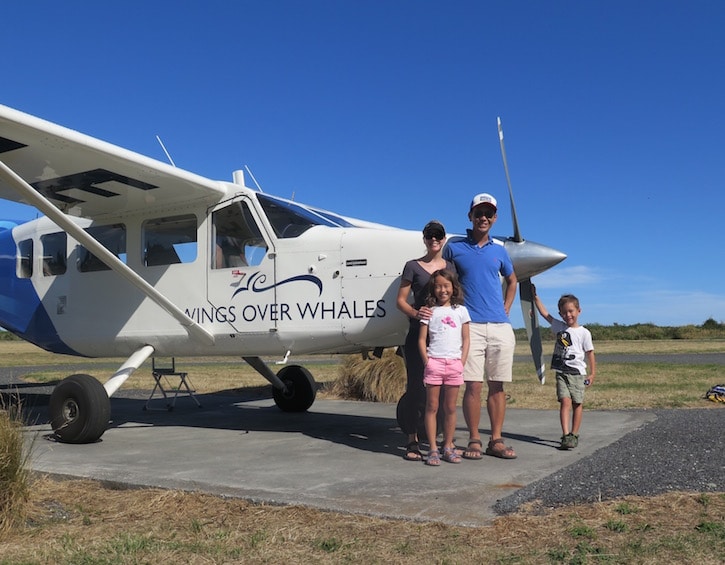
xmin=144 ymin=357 xmax=202 ymax=411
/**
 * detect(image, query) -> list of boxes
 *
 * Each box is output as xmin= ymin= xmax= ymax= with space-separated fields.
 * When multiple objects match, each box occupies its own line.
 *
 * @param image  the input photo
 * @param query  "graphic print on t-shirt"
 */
xmin=441 ymin=316 xmax=456 ymax=328
xmin=551 ymin=330 xmax=577 ymax=374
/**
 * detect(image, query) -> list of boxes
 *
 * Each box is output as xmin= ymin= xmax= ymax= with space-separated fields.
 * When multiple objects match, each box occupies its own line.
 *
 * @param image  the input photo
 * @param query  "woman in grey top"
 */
xmin=395 ymin=220 xmax=455 ymax=461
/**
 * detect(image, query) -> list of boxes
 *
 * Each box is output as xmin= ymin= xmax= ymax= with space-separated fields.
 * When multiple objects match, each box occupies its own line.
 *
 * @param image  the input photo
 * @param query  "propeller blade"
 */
xmin=497 ymin=117 xmax=522 ymax=243
xmin=519 ymin=278 xmax=546 ymax=384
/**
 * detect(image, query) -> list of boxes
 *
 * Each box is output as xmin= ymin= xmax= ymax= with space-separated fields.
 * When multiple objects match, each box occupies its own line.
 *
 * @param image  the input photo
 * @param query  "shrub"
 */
xmin=516 ymin=321 xmax=725 ymax=341
xmin=0 ymin=397 xmax=32 ymax=535
xmin=0 ymin=331 xmax=21 ymax=341
xmin=331 ymin=349 xmax=406 ymax=402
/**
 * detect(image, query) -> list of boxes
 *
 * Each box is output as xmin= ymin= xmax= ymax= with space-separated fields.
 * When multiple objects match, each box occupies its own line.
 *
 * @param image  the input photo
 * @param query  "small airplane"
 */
xmin=0 ymin=105 xmax=565 ymax=444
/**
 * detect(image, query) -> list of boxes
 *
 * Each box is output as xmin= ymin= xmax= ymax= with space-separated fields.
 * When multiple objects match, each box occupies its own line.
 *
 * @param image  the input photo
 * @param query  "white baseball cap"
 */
xmin=469 ymin=193 xmax=497 ymax=211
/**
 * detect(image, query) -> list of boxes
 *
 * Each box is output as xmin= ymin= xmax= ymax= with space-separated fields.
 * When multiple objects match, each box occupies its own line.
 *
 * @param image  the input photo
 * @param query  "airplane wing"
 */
xmin=0 ymin=104 xmax=219 ymax=346
xmin=0 ymin=104 xmax=226 ymax=220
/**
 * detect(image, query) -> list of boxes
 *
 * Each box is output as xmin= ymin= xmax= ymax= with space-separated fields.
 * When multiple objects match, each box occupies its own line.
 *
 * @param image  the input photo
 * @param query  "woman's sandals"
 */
xmin=404 ymin=441 xmax=423 ymax=461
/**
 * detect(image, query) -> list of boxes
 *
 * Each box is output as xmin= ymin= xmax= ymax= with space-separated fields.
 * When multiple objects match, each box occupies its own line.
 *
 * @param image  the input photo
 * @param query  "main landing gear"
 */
xmin=243 ymin=356 xmax=317 ymax=412
xmin=49 ymin=373 xmax=111 ymax=444
xmin=48 ymin=349 xmax=318 ymax=444
xmin=49 ymin=345 xmax=156 ymax=444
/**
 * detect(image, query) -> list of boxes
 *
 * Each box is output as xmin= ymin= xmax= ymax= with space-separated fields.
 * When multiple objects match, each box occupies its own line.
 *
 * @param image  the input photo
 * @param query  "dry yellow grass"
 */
xmin=13 ymin=340 xmax=725 ymax=410
xmin=0 ymin=477 xmax=723 ymax=564
xmin=3 ymin=340 xmax=725 ymax=563
xmin=0 ymin=405 xmax=30 ymax=536
xmin=330 ymin=349 xmax=406 ymax=402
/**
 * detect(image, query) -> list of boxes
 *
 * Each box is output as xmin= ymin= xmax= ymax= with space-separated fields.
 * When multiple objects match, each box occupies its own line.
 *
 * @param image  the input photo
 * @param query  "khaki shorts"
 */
xmin=556 ymin=372 xmax=586 ymax=404
xmin=463 ymin=322 xmax=515 ymax=383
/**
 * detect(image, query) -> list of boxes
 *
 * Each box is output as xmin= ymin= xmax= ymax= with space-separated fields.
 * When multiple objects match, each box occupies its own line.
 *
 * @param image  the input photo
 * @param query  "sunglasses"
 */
xmin=472 ymin=208 xmax=496 ymax=219
xmin=424 ymin=231 xmax=445 ymax=240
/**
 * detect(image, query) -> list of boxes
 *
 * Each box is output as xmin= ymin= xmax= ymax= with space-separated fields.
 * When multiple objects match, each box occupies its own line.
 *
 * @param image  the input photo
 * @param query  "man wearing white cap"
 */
xmin=443 ymin=193 xmax=518 ymax=460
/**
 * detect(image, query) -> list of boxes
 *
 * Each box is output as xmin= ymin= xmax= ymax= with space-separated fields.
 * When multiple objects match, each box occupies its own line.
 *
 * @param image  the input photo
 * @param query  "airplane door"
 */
xmin=206 ymin=198 xmax=276 ymax=335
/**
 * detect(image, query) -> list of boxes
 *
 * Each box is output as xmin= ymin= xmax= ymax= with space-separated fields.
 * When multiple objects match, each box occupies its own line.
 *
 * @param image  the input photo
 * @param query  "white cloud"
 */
xmin=532 ymin=265 xmax=602 ymax=287
xmin=519 ymin=267 xmax=725 ymax=326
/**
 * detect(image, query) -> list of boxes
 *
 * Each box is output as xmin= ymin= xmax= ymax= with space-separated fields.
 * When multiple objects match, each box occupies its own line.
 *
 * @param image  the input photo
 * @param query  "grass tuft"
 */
xmin=605 ymin=519 xmax=628 ymax=532
xmin=0 ymin=396 xmax=32 ymax=536
xmin=330 ymin=349 xmax=405 ymax=402
xmin=614 ymin=501 xmax=640 ymax=515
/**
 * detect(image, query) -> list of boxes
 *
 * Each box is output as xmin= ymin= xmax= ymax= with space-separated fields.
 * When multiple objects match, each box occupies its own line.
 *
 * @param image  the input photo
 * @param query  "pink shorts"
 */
xmin=424 ymin=357 xmax=464 ymax=386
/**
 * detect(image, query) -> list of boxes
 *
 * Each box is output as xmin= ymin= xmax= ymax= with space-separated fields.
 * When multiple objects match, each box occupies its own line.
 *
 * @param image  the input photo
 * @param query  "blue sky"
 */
xmin=2 ymin=1 xmax=724 ymax=327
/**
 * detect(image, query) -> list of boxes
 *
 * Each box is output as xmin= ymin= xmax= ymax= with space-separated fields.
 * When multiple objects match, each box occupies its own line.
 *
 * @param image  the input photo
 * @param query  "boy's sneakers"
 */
xmin=560 ymin=433 xmax=579 ymax=449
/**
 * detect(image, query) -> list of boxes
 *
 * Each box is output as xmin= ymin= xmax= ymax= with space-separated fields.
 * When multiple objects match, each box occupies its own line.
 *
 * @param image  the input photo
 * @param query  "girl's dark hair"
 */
xmin=424 ymin=269 xmax=465 ymax=307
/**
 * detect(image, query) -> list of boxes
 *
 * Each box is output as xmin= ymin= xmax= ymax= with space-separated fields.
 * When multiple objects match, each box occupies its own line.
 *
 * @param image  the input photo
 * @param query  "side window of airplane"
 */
xmin=143 ymin=215 xmax=197 ymax=267
xmin=17 ymin=239 xmax=33 ymax=278
xmin=77 ymin=224 xmax=128 ymax=272
xmin=41 ymin=232 xmax=67 ymax=276
xmin=212 ymin=201 xmax=268 ymax=268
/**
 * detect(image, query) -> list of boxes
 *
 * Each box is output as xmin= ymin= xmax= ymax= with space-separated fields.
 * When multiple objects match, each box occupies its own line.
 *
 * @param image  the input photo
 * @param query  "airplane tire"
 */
xmin=273 ymin=365 xmax=316 ymax=412
xmin=49 ymin=374 xmax=111 ymax=444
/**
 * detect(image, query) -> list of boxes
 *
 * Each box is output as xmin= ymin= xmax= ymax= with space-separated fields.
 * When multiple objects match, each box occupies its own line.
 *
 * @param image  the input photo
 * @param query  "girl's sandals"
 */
xmin=404 ymin=441 xmax=423 ymax=461
xmin=441 ymin=446 xmax=462 ymax=464
xmin=485 ymin=438 xmax=517 ymax=459
xmin=426 ymin=450 xmax=441 ymax=466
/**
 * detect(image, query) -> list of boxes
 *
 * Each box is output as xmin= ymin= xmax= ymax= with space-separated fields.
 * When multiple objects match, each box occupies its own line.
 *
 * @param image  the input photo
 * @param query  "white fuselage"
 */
xmin=0 ymin=184 xmax=426 ymax=358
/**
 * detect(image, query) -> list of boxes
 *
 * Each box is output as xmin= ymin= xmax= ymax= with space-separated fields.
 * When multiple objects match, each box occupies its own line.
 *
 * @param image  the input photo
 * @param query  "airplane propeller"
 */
xmin=497 ymin=117 xmax=563 ymax=385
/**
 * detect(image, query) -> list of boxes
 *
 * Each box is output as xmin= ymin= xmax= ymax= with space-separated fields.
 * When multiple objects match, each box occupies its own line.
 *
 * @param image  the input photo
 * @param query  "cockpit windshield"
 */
xmin=256 ymin=193 xmax=353 ymax=238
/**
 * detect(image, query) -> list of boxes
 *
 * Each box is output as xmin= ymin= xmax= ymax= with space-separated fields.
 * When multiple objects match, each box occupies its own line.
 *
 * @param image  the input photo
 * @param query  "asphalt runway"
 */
xmin=2 ymin=361 xmax=723 ymax=527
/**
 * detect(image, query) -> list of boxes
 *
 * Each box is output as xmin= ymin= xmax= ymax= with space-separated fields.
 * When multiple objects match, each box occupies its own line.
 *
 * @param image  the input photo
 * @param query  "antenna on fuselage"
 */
xmin=156 ymin=135 xmax=176 ymax=167
xmin=244 ymin=165 xmax=263 ymax=192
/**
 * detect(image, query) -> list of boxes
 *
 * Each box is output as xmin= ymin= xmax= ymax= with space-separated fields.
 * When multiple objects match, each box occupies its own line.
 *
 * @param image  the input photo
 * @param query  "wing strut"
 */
xmin=0 ymin=159 xmax=215 ymax=346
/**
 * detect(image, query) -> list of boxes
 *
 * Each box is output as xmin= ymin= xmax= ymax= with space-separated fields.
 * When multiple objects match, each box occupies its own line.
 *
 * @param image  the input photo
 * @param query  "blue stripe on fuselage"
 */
xmin=0 ymin=226 xmax=80 ymax=355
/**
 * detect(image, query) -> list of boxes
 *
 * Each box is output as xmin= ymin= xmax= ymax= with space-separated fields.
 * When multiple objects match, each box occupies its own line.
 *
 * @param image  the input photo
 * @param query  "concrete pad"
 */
xmin=22 ymin=392 xmax=656 ymax=526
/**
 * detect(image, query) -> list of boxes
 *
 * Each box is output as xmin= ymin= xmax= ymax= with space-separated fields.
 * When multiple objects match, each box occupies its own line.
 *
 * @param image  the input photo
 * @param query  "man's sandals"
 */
xmin=461 ymin=439 xmax=484 ymax=460
xmin=485 ymin=438 xmax=517 ymax=459
xmin=404 ymin=441 xmax=423 ymax=462
xmin=461 ymin=438 xmax=517 ymax=460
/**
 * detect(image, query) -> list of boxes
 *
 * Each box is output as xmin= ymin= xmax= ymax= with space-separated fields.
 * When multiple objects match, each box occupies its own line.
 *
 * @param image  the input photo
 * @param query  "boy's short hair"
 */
xmin=558 ymin=294 xmax=580 ymax=311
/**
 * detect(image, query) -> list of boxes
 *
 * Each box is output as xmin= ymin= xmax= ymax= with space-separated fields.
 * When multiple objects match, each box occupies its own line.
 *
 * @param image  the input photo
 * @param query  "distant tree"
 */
xmin=701 ymin=318 xmax=722 ymax=330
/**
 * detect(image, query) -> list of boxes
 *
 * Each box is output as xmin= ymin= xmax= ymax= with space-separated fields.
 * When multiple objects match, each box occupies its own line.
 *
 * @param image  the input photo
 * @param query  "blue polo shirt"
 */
xmin=443 ymin=231 xmax=514 ymax=324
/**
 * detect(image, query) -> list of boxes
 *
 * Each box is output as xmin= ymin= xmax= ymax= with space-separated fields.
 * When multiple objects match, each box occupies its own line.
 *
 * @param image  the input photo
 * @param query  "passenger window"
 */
xmin=78 ymin=224 xmax=127 ymax=272
xmin=41 ymin=232 xmax=67 ymax=276
xmin=17 ymin=239 xmax=32 ymax=278
xmin=212 ymin=202 xmax=268 ymax=268
xmin=143 ymin=215 xmax=197 ymax=266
